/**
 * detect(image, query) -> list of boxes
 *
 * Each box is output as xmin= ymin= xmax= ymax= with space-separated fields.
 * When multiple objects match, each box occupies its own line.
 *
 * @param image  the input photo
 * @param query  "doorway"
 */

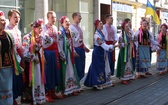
xmin=100 ymin=4 xmax=111 ymax=24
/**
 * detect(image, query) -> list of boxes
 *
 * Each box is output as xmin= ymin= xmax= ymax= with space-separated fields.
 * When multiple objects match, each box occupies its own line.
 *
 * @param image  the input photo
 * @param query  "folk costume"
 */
xmin=156 ymin=24 xmax=168 ymax=74
xmin=5 ymin=23 xmax=24 ymax=102
xmin=102 ymin=24 xmax=118 ymax=75
xmin=69 ymin=24 xmax=86 ymax=80
xmin=42 ymin=23 xmax=62 ymax=99
xmin=134 ymin=27 xmax=158 ymax=76
xmin=58 ymin=25 xmax=80 ymax=95
xmin=22 ymin=19 xmax=45 ymax=105
xmin=116 ymin=29 xmax=134 ymax=82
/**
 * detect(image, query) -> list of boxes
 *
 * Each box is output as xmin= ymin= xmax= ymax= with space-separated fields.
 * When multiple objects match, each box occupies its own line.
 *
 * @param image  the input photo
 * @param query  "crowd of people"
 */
xmin=0 ymin=9 xmax=167 ymax=105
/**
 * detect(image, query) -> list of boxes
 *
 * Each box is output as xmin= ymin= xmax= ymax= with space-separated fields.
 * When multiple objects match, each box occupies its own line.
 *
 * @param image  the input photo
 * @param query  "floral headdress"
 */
xmin=160 ymin=23 xmax=168 ymax=29
xmin=140 ymin=17 xmax=149 ymax=25
xmin=121 ymin=21 xmax=127 ymax=29
xmin=60 ymin=16 xmax=67 ymax=24
xmin=0 ymin=11 xmax=5 ymax=17
xmin=31 ymin=18 xmax=43 ymax=28
xmin=94 ymin=19 xmax=100 ymax=28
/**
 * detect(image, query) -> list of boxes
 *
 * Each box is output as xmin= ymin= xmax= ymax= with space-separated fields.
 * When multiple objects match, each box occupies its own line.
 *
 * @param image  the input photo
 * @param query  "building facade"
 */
xmin=112 ymin=0 xmax=168 ymax=35
xmin=3 ymin=0 xmax=167 ymax=47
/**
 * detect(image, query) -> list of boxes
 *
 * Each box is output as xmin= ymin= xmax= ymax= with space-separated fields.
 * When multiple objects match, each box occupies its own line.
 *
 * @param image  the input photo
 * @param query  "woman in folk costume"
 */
xmin=5 ymin=9 xmax=24 ymax=105
xmin=156 ymin=23 xmax=168 ymax=75
xmin=134 ymin=19 xmax=160 ymax=78
xmin=58 ymin=16 xmax=80 ymax=96
xmin=124 ymin=18 xmax=136 ymax=79
xmin=0 ymin=11 xmax=22 ymax=105
xmin=84 ymin=19 xmax=117 ymax=90
xmin=116 ymin=21 xmax=135 ymax=85
xmin=22 ymin=19 xmax=46 ymax=105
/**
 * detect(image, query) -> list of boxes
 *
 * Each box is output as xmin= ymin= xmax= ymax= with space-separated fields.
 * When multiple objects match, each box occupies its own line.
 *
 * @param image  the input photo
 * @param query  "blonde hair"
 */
xmin=47 ymin=11 xmax=56 ymax=18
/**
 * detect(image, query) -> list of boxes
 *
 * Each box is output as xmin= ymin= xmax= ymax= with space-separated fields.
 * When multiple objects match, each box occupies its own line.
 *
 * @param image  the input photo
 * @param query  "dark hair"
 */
xmin=104 ymin=14 xmax=112 ymax=20
xmin=8 ymin=9 xmax=20 ymax=17
xmin=72 ymin=12 xmax=80 ymax=19
xmin=124 ymin=18 xmax=131 ymax=23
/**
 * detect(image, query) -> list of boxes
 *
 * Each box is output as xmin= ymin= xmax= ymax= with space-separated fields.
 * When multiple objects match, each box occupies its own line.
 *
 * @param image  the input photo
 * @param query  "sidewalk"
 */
xmin=45 ymin=49 xmax=161 ymax=105
xmin=47 ymin=62 xmax=168 ymax=105
xmin=21 ymin=49 xmax=159 ymax=105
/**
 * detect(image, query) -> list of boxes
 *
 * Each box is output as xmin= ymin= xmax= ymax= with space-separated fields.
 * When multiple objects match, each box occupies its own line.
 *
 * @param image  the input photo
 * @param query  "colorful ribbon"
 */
xmin=166 ymin=33 xmax=168 ymax=58
xmin=41 ymin=48 xmax=45 ymax=84
xmin=123 ymin=31 xmax=128 ymax=62
xmin=5 ymin=31 xmax=22 ymax=75
xmin=139 ymin=27 xmax=142 ymax=43
xmin=29 ymin=31 xmax=35 ymax=86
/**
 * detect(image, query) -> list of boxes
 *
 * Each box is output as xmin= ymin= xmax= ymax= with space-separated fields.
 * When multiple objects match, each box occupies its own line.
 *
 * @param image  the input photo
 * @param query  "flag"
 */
xmin=145 ymin=0 xmax=160 ymax=25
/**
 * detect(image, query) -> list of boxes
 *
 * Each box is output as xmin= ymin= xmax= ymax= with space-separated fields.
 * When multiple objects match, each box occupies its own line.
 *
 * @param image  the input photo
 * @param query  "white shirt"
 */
xmin=69 ymin=24 xmax=84 ymax=47
xmin=102 ymin=24 xmax=118 ymax=41
xmin=94 ymin=31 xmax=114 ymax=51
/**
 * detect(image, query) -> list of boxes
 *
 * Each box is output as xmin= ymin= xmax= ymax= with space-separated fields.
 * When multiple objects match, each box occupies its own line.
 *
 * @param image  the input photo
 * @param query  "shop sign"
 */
xmin=162 ymin=12 xmax=168 ymax=18
xmin=112 ymin=2 xmax=133 ymax=13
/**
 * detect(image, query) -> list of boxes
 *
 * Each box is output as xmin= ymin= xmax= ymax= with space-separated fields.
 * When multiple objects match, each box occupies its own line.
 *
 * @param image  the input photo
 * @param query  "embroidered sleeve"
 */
xmin=96 ymin=37 xmax=103 ymax=45
xmin=57 ymin=31 xmax=65 ymax=60
xmin=22 ymin=35 xmax=31 ymax=60
xmin=112 ymin=26 xmax=118 ymax=41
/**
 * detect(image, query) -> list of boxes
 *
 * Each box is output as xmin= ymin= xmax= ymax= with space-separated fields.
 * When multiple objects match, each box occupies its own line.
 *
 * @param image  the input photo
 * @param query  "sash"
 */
xmin=123 ymin=31 xmax=128 ymax=62
xmin=29 ymin=31 xmax=35 ymax=86
xmin=166 ymin=33 xmax=168 ymax=58
xmin=5 ymin=31 xmax=22 ymax=75
xmin=61 ymin=27 xmax=75 ymax=65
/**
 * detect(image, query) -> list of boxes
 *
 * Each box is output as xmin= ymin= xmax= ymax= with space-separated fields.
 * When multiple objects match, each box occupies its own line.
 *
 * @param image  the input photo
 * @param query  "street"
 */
xmin=45 ymin=64 xmax=168 ymax=105
xmin=38 ymin=50 xmax=168 ymax=105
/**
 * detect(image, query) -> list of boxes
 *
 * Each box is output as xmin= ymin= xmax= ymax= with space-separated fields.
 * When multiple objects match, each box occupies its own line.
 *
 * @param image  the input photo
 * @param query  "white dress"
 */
xmin=23 ymin=33 xmax=46 ymax=105
xmin=58 ymin=29 xmax=80 ymax=95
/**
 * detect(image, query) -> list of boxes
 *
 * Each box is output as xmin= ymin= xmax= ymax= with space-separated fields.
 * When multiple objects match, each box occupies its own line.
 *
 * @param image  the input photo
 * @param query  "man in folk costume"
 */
xmin=102 ymin=14 xmax=118 ymax=76
xmin=134 ymin=19 xmax=160 ymax=78
xmin=69 ymin=12 xmax=90 ymax=87
xmin=5 ymin=9 xmax=24 ymax=105
xmin=42 ymin=11 xmax=63 ymax=102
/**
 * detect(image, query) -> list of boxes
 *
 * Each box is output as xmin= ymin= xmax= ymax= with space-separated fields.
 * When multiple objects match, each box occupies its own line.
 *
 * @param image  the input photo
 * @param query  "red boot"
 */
xmin=46 ymin=91 xmax=54 ymax=102
xmin=13 ymin=100 xmax=18 ymax=105
xmin=51 ymin=90 xmax=64 ymax=99
xmin=50 ymin=90 xmax=57 ymax=99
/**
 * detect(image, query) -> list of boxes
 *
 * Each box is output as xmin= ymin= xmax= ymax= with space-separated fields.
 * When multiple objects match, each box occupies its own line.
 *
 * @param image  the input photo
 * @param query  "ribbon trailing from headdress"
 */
xmin=29 ymin=31 xmax=35 ymax=86
xmin=41 ymin=48 xmax=45 ymax=84
xmin=124 ymin=31 xmax=128 ymax=62
xmin=139 ymin=27 xmax=142 ymax=43
xmin=166 ymin=32 xmax=168 ymax=58
xmin=5 ymin=31 xmax=22 ymax=75
xmin=97 ymin=29 xmax=105 ymax=41
xmin=61 ymin=27 xmax=68 ymax=64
